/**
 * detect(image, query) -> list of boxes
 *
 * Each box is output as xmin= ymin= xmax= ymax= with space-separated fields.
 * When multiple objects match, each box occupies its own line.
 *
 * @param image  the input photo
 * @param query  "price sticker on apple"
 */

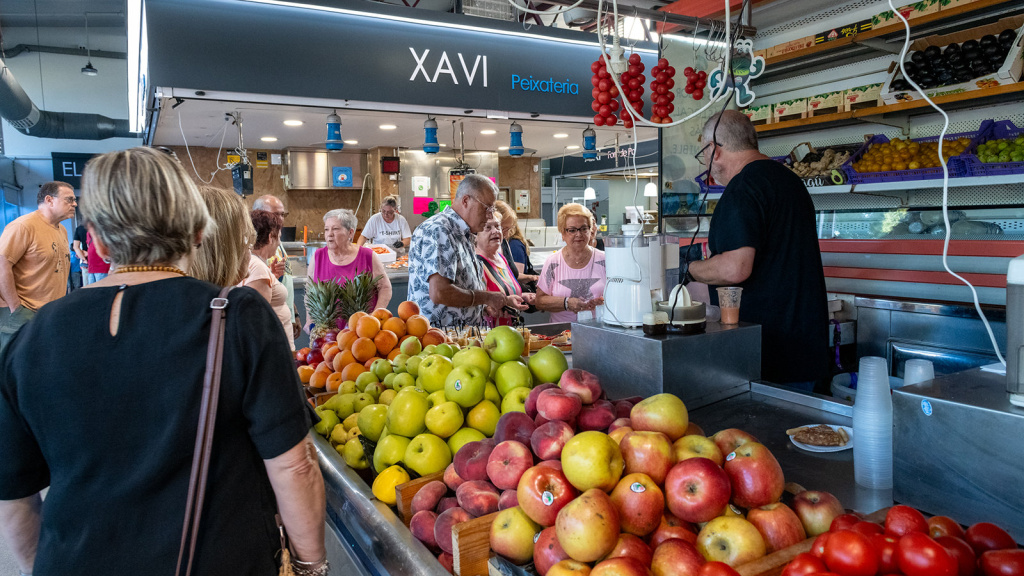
xmin=630 ymin=482 xmax=646 ymax=493
xmin=726 ymin=451 xmax=737 ymax=462
xmin=534 ymin=532 xmax=541 ymax=543
xmin=454 ymin=379 xmax=463 ymax=392
xmin=542 ymin=491 xmax=554 ymax=506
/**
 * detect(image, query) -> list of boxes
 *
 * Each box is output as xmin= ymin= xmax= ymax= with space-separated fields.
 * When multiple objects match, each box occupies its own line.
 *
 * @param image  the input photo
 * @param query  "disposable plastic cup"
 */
xmin=904 ymin=359 xmax=935 ymax=386
xmin=717 ymin=287 xmax=742 ymax=324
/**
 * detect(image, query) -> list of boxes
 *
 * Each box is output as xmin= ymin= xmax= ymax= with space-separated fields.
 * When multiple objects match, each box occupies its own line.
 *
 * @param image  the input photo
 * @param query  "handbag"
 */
xmin=174 ymin=287 xmax=296 ymax=576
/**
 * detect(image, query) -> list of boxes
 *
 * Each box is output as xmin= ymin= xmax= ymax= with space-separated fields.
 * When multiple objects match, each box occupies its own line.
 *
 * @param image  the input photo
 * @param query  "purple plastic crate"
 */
xmin=841 ymin=131 xmax=974 ymax=184
xmin=961 ymin=119 xmax=1024 ymax=177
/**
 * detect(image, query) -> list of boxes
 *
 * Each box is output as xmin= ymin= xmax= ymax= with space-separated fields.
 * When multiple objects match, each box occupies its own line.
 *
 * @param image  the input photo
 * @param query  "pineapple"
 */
xmin=305 ymin=279 xmax=345 ymax=340
xmin=337 ymin=271 xmax=383 ymax=320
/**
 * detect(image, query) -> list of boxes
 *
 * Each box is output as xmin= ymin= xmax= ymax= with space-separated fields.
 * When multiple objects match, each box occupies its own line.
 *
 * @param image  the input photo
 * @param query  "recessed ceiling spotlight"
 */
xmin=260 ymin=136 xmax=278 ymax=142
xmin=440 ymin=143 xmax=447 ymax=147
xmin=566 ymin=145 xmax=580 ymax=150
xmin=553 ymin=133 xmax=569 ymax=138
xmin=498 ymin=146 xmax=509 ymax=150
xmin=480 ymin=129 xmax=497 ymax=135
xmin=344 ymin=140 xmax=358 ymax=145
xmin=379 ymin=124 xmax=397 ymax=130
xmin=283 ymin=120 xmax=303 ymax=126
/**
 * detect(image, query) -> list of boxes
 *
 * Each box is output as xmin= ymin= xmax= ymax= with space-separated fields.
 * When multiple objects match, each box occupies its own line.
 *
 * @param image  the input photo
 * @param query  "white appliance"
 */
xmin=1008 ymin=253 xmax=1024 ymax=407
xmin=602 ymin=226 xmax=679 ymax=328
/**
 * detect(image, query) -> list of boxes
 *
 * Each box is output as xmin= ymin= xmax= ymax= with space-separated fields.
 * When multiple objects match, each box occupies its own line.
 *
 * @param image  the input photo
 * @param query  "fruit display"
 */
xmin=850 ymin=136 xmax=971 ymax=173
xmin=788 ymin=148 xmax=852 ymax=179
xmin=889 ymin=29 xmax=1020 ymax=91
xmin=304 ymin=270 xmax=382 ymax=339
xmin=777 ymin=504 xmax=1022 ymax=576
xmin=974 ymin=136 xmax=1024 ymax=164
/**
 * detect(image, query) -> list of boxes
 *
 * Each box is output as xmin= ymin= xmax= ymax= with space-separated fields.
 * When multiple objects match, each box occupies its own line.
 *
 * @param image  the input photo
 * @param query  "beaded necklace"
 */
xmin=113 ymin=265 xmax=187 ymax=276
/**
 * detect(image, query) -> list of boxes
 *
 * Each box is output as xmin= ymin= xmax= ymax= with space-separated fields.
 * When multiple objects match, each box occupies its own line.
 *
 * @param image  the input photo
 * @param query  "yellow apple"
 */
xmin=501 ymin=386 xmax=531 ymax=414
xmin=404 ymin=433 xmax=452 ymax=476
xmin=673 ymin=434 xmax=725 ymax=466
xmin=427 ymin=389 xmax=447 ymax=409
xmin=356 ymin=404 xmax=388 ymax=442
xmin=386 ymin=388 xmax=430 ymax=438
xmin=425 ymin=401 xmax=465 ymax=438
xmin=561 ymin=431 xmax=624 ymax=492
xmin=419 ymin=354 xmax=455 ymax=393
xmin=467 ymin=400 xmax=501 ymax=436
xmin=448 ymin=427 xmax=486 ymax=455
xmin=490 ymin=506 xmax=542 ymax=565
xmin=696 ymin=516 xmax=767 ymax=566
xmin=484 ymin=382 xmax=502 ymax=406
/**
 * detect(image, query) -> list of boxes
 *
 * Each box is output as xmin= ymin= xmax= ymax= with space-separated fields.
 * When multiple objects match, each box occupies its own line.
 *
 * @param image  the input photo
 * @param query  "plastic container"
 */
xmin=852 ymin=356 xmax=894 ymax=490
xmin=961 ymin=119 xmax=1024 ymax=177
xmin=841 ymin=132 xmax=974 ymax=184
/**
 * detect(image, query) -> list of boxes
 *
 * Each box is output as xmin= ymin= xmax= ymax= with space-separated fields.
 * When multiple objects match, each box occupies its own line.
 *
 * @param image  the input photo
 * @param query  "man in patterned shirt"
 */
xmin=408 ymin=175 xmax=527 ymax=327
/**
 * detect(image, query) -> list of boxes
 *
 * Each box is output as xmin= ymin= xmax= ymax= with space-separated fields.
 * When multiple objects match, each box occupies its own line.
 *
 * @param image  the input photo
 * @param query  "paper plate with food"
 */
xmin=786 ymin=424 xmax=853 ymax=452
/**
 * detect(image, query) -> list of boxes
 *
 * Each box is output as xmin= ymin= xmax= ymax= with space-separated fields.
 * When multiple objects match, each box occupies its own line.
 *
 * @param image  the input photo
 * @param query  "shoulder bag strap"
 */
xmin=176 ymin=285 xmax=234 ymax=576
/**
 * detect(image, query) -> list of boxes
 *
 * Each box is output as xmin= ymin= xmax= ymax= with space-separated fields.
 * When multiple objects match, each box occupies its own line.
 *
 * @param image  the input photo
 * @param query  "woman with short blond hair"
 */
xmin=534 ymin=203 xmax=606 ymax=322
xmin=190 ymin=186 xmax=256 ymax=287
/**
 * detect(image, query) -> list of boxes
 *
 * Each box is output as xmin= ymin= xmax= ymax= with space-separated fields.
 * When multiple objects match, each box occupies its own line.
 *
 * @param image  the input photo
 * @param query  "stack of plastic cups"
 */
xmin=904 ymin=359 xmax=935 ymax=386
xmin=852 ymin=356 xmax=893 ymax=489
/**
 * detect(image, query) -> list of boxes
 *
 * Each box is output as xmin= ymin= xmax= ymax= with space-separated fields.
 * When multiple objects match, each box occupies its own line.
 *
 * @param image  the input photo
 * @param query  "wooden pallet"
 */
xmin=395 ymin=471 xmax=445 ymax=527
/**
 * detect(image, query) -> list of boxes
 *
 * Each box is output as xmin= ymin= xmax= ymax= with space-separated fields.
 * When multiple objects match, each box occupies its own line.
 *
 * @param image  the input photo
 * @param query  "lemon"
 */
xmin=372 ymin=465 xmax=411 ymax=505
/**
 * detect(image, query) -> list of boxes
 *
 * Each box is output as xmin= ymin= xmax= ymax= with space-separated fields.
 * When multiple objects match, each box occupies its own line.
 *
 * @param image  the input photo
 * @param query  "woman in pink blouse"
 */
xmin=475 ymin=212 xmax=535 ymax=326
xmin=535 ymin=203 xmax=606 ymax=323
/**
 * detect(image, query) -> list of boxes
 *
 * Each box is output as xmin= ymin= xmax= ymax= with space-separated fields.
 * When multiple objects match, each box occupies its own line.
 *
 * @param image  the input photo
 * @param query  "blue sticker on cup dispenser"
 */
xmin=921 ymin=399 xmax=933 ymax=416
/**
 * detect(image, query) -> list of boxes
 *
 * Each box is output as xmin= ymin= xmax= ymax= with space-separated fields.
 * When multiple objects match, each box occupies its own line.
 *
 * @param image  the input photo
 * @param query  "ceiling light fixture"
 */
xmin=553 ymin=133 xmax=569 ymax=139
xmin=584 ymin=177 xmax=596 ymax=200
xmin=81 ymin=14 xmax=98 ymax=76
xmin=566 ymin=145 xmax=580 ymax=150
xmin=283 ymin=120 xmax=303 ymax=126
xmin=344 ymin=140 xmax=358 ymax=145
xmin=261 ymin=136 xmax=278 ymax=142
xmin=644 ymin=181 xmax=658 ymax=197
xmin=480 ymin=129 xmax=497 ymax=135
xmin=379 ymin=124 xmax=397 ymax=130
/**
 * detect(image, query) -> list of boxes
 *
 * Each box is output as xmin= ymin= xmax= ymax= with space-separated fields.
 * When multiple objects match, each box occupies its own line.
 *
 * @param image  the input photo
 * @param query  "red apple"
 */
xmin=605 ymin=534 xmax=653 ymax=567
xmin=609 ymin=426 xmax=634 ymax=445
xmin=673 ymin=435 xmax=725 ymax=466
xmin=792 ymin=490 xmax=844 ymax=537
xmin=579 ymin=400 xmax=617 ymax=432
xmin=537 ymin=388 xmax=583 ymax=422
xmin=648 ymin=511 xmax=698 ymax=549
xmin=619 ymin=431 xmax=676 ymax=485
xmin=455 ymin=480 xmax=500 ymax=517
xmin=306 ymin=348 xmax=324 ymax=365
xmin=531 ymin=420 xmax=575 ymax=462
xmin=685 ymin=422 xmax=705 ymax=436
xmin=556 ymin=488 xmax=621 ymax=562
xmin=651 ymin=538 xmax=705 ymax=576
xmin=535 ymin=526 xmax=571 ymax=576
xmin=746 ymin=503 xmax=807 ymax=553
xmin=294 ymin=350 xmax=307 ymax=365
xmin=526 ymin=383 xmax=558 ymax=418
xmin=710 ymin=428 xmax=759 ymax=458
xmin=494 ymin=411 xmax=537 ymax=446
xmin=454 ymin=439 xmax=495 ymax=482
xmin=695 ymin=516 xmax=767 ymax=567
xmin=487 ymin=440 xmax=534 ymax=490
xmin=537 ymin=459 xmax=562 ymax=471
xmin=609 ymin=473 xmax=665 ymax=537
xmin=591 ymin=557 xmax=651 ymax=576
xmin=560 ymin=369 xmax=603 ymax=404
xmin=517 ymin=464 xmax=579 ymax=527
xmin=722 ymin=442 xmax=784 ymax=509
xmin=664 ymin=457 xmax=731 ymax=524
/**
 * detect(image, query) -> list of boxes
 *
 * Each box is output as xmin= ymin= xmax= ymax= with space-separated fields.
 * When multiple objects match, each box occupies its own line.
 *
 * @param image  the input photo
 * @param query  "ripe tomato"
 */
xmin=823 ymin=530 xmax=879 ymax=576
xmin=700 ymin=561 xmax=741 ymax=576
xmin=871 ymin=534 xmax=901 ymax=575
xmin=935 ymin=536 xmax=976 ymax=576
xmin=811 ymin=533 xmax=831 ymax=558
xmin=782 ymin=553 xmax=829 ymax=576
xmin=980 ymin=549 xmax=1024 ymax=576
xmin=897 ymin=532 xmax=957 ymax=576
xmin=886 ymin=505 xmax=929 ymax=537
xmin=927 ymin=516 xmax=966 ymax=540
xmin=851 ymin=522 xmax=884 ymax=537
xmin=965 ymin=523 xmax=1017 ymax=555
xmin=831 ymin=514 xmax=862 ymax=532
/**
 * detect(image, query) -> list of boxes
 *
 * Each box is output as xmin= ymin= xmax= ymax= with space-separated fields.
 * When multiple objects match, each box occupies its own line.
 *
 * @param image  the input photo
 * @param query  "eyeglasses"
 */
xmin=381 ymin=209 xmax=396 ymax=217
xmin=61 ymin=196 xmax=78 ymax=205
xmin=695 ymin=142 xmax=717 ymax=166
xmin=467 ymin=195 xmax=495 ymax=215
xmin=564 ymin=226 xmax=591 ymax=235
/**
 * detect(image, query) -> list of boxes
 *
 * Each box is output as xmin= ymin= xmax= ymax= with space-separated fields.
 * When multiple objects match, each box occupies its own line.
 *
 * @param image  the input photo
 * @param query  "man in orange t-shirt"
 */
xmin=0 ymin=181 xmax=76 ymax=353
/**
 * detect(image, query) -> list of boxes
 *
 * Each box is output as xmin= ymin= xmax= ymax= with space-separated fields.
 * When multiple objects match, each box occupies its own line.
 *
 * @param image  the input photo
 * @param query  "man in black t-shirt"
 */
xmin=684 ymin=110 xmax=828 ymax=390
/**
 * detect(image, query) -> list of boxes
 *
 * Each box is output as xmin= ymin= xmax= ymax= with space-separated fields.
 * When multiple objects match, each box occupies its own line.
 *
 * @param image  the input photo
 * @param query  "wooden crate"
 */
xmin=395 ymin=471 xmax=445 ymax=526
xmin=736 ymin=537 xmax=814 ymax=576
xmin=453 ymin=511 xmax=500 ymax=576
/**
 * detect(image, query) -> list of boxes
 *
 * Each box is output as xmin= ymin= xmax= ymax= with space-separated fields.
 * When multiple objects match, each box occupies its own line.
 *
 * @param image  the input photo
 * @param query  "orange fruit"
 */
xmin=406 ymin=314 xmax=430 ymax=338
xmin=325 ymin=372 xmax=344 ymax=393
xmin=309 ymin=370 xmax=329 ymax=390
xmin=336 ymin=330 xmax=357 ymax=352
xmin=382 ymin=317 xmax=407 ymax=339
xmin=348 ymin=311 xmax=368 ymax=328
xmin=340 ymin=362 xmax=366 ymax=382
xmin=333 ymin=349 xmax=356 ymax=372
xmin=397 ymin=301 xmax=420 ymax=321
xmin=421 ymin=328 xmax=446 ymax=346
xmin=387 ymin=348 xmax=402 ymax=361
xmin=372 ymin=308 xmax=393 ymax=323
xmin=323 ymin=345 xmax=342 ymax=366
xmin=356 ymin=315 xmax=382 ymax=339
xmin=297 ymin=365 xmax=315 ymax=384
xmin=364 ymin=357 xmax=382 ymax=370
xmin=374 ymin=329 xmax=399 ymax=356
xmin=351 ymin=337 xmax=377 ymax=363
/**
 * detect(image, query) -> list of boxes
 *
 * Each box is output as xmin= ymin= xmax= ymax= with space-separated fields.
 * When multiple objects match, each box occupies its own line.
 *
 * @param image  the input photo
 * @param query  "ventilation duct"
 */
xmin=0 ymin=57 xmax=136 ymax=140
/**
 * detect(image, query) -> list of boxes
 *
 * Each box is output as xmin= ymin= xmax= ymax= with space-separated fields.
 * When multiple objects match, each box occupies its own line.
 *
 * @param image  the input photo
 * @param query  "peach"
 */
xmin=438 ymin=552 xmax=454 ymax=574
xmin=559 ymin=369 xmax=602 ymax=404
xmin=486 ymin=440 xmax=534 ymax=491
xmin=434 ymin=507 xmax=472 ymax=554
xmin=422 ymin=328 xmax=446 ymax=346
xmin=406 ymin=314 xmax=430 ymax=338
xmin=383 ymin=316 xmax=407 ymax=338
xmin=494 ymin=411 xmax=537 ymax=446
xmin=351 ymin=337 xmax=377 ymax=363
xmin=373 ymin=329 xmax=398 ymax=356
xmin=410 ymin=510 xmax=439 ymax=550
xmin=578 ymin=400 xmax=616 ymax=432
xmin=614 ymin=401 xmax=634 ymax=419
xmin=355 ymin=315 xmax=381 ymax=339
xmin=536 ymin=388 xmax=582 ymax=422
xmin=455 ymin=480 xmax=500 ymax=517
xmin=397 ymin=300 xmax=420 ymax=321
xmin=526 ymin=383 xmax=558 ymax=418
xmin=453 ymin=440 xmax=495 ymax=482
xmin=371 ymin=307 xmax=392 ymax=322
xmin=435 ymin=496 xmax=459 ymax=515
xmin=498 ymin=489 xmax=518 ymax=511
xmin=443 ymin=463 xmax=466 ymax=492
xmin=531 ymin=420 xmax=575 ymax=461
xmin=411 ymin=480 xmax=448 ymax=516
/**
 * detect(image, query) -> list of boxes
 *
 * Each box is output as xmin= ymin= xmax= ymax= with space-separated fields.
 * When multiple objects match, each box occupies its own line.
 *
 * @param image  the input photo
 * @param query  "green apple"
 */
xmin=379 ymin=389 xmax=397 ymax=406
xmin=379 ymin=426 xmax=389 ymax=441
xmin=392 ymin=372 xmax=415 ymax=391
xmin=406 ymin=355 xmax=423 ymax=377
xmin=340 ymin=380 xmax=359 ymax=395
xmin=484 ymin=382 xmax=502 ymax=406
xmin=322 ymin=393 xmax=356 ymax=419
xmin=357 ymin=404 xmax=388 ymax=442
xmin=529 ymin=345 xmax=569 ymax=384
xmin=422 ymin=345 xmax=437 ymax=356
xmin=490 ymin=360 xmax=500 ymax=380
xmin=425 ymin=401 xmax=465 ymax=438
xmin=466 ymin=400 xmax=500 ymax=436
xmin=392 ymin=354 xmax=410 ymax=373
xmin=313 ymin=408 xmax=340 ymax=436
xmin=452 ymin=346 xmax=492 ymax=373
xmin=500 ymin=386 xmax=531 ymax=414
xmin=373 ymin=433 xmax=411 ymax=473
xmin=445 ymin=365 xmax=489 ymax=408
xmin=404 ymin=433 xmax=452 ymax=476
xmin=495 ymin=360 xmax=533 ymax=397
xmin=400 ymin=337 xmax=422 ymax=356
xmin=382 ymin=373 xmax=397 ymax=388
xmin=352 ymin=393 xmax=375 ymax=413
xmin=447 ymin=427 xmax=486 ymax=455
xmin=341 ymin=437 xmax=369 ymax=469
xmin=418 ymin=354 xmax=454 ymax=393
xmin=483 ymin=325 xmax=526 ymax=363
xmin=372 ymin=358 xmax=394 ymax=380
xmin=386 ymin=389 xmax=430 ymax=437
xmin=427 ymin=389 xmax=448 ymax=409
xmin=434 ymin=343 xmax=455 ymax=358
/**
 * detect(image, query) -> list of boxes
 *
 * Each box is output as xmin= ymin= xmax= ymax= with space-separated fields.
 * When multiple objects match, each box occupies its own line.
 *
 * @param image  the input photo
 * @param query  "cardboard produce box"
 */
xmin=743 ymin=103 xmax=773 ymax=125
xmin=845 ymin=83 xmax=883 ymax=110
xmin=808 ymin=91 xmax=844 ymax=116
xmin=768 ymin=36 xmax=816 ymax=58
xmin=939 ymin=0 xmax=979 ymax=10
xmin=879 ymin=16 xmax=1024 ymax=105
xmin=773 ymin=98 xmax=808 ymax=123
xmin=872 ymin=0 xmax=940 ymax=28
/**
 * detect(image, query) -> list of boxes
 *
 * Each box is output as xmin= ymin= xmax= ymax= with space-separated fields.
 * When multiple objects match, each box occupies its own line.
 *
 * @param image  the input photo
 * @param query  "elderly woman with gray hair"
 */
xmin=307 ymin=208 xmax=392 ymax=329
xmin=0 ymin=147 xmax=326 ymax=575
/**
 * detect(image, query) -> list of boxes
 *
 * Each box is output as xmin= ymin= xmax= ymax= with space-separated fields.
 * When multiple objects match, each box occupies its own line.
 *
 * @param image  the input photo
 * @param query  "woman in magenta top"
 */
xmin=475 ymin=212 xmax=535 ymax=326
xmin=536 ymin=203 xmax=606 ymax=323
xmin=306 ymin=209 xmax=392 ymax=330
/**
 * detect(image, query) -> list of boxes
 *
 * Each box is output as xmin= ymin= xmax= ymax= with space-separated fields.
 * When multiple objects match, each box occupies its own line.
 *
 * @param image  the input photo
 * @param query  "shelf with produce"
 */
xmin=760 ymin=0 xmax=1024 ymax=83
xmin=807 ymin=172 xmax=1024 ymax=193
xmin=755 ymin=82 xmax=1024 ymax=137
